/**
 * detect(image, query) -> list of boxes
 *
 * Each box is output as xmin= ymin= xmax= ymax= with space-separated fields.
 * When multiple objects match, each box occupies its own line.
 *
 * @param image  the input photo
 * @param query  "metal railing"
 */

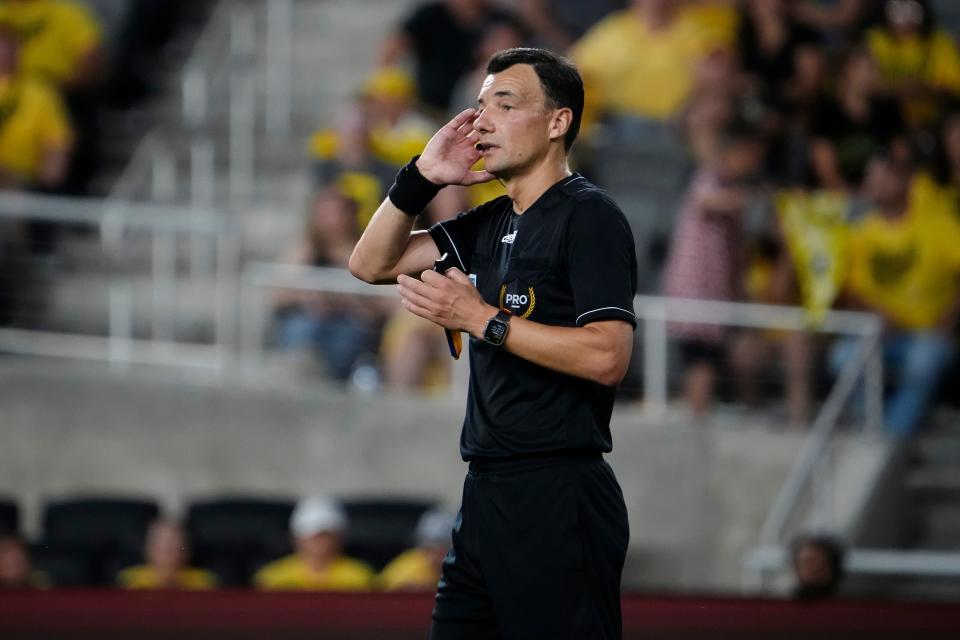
xmin=240 ymin=263 xmax=399 ymax=371
xmin=746 ymin=545 xmax=960 ymax=578
xmin=632 ymin=296 xmax=896 ymax=589
xmin=0 ymin=192 xmax=238 ymax=372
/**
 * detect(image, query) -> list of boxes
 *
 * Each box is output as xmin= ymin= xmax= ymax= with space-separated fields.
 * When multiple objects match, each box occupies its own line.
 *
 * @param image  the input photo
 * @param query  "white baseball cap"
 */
xmin=290 ymin=497 xmax=347 ymax=538
xmin=416 ymin=509 xmax=455 ymax=547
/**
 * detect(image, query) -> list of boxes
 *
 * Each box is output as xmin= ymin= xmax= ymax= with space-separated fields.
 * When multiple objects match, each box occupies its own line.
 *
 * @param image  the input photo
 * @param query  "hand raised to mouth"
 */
xmin=415 ymin=109 xmax=497 ymax=187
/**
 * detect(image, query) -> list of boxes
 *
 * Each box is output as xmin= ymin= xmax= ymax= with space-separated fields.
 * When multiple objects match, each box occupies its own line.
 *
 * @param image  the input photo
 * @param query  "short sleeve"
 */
xmin=428 ymin=205 xmax=486 ymax=273
xmin=564 ymin=198 xmax=638 ymax=328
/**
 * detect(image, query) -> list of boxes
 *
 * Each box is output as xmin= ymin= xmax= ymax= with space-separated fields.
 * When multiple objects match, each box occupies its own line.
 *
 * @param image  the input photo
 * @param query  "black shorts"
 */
xmin=430 ymin=453 xmax=629 ymax=640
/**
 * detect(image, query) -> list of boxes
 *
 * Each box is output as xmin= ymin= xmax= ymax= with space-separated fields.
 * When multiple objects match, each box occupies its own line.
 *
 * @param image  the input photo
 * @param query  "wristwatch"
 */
xmin=482 ymin=310 xmax=511 ymax=347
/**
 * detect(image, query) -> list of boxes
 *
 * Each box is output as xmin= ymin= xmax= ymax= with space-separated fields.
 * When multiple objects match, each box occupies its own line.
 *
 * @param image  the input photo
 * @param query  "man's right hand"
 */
xmin=416 ymin=109 xmax=496 ymax=187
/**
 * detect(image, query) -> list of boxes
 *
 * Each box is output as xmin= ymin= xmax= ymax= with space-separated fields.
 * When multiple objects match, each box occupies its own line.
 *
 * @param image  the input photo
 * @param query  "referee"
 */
xmin=350 ymin=48 xmax=636 ymax=639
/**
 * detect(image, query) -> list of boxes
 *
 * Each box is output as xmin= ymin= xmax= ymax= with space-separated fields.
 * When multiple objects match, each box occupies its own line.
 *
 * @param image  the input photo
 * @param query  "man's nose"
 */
xmin=473 ymin=108 xmax=492 ymax=134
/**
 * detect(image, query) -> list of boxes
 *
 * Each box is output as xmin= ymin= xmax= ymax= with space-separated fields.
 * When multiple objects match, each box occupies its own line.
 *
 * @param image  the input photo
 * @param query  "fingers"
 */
xmin=462 ymin=170 xmax=496 ymax=186
xmin=420 ymin=269 xmax=448 ymax=286
xmin=445 ymin=268 xmax=472 ymax=285
xmin=446 ymin=108 xmax=478 ymax=132
xmin=400 ymin=296 xmax=434 ymax=322
xmin=398 ymin=274 xmax=440 ymax=309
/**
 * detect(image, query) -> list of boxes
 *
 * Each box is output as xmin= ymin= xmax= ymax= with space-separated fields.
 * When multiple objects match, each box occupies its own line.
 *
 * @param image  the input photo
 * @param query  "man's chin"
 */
xmin=485 ymin=161 xmax=511 ymax=180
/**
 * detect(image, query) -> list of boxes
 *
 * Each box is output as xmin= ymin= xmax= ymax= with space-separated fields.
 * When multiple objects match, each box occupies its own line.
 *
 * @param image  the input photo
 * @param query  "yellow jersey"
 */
xmin=866 ymin=28 xmax=960 ymax=126
xmin=0 ymin=0 xmax=102 ymax=85
xmin=846 ymin=197 xmax=960 ymax=330
xmin=572 ymin=5 xmax=736 ymax=123
xmin=377 ymin=548 xmax=440 ymax=591
xmin=253 ymin=554 xmax=375 ymax=591
xmin=0 ymin=75 xmax=72 ymax=181
xmin=117 ymin=565 xmax=218 ymax=590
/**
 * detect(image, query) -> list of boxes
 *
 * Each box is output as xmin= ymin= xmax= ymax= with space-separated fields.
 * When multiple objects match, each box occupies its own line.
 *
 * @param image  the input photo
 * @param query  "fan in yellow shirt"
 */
xmin=829 ymin=153 xmax=960 ymax=438
xmin=0 ymin=0 xmax=103 ymax=88
xmin=117 ymin=520 xmax=217 ymax=590
xmin=378 ymin=508 xmax=453 ymax=591
xmin=865 ymin=1 xmax=960 ymax=127
xmin=0 ymin=27 xmax=72 ymax=187
xmin=254 ymin=497 xmax=375 ymax=591
xmin=571 ymin=0 xmax=737 ymax=127
xmin=846 ymin=176 xmax=960 ymax=332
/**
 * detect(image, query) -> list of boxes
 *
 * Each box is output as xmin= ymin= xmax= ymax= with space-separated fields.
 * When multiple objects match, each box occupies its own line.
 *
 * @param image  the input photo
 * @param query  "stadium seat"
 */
xmin=39 ymin=496 xmax=160 ymax=585
xmin=341 ymin=498 xmax=438 ymax=571
xmin=0 ymin=498 xmax=18 ymax=536
xmin=185 ymin=496 xmax=296 ymax=586
xmin=29 ymin=545 xmax=94 ymax=587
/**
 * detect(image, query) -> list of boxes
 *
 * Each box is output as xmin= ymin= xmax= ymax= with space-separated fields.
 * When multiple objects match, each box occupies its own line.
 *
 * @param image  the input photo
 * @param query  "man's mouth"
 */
xmin=475 ymin=142 xmax=499 ymax=153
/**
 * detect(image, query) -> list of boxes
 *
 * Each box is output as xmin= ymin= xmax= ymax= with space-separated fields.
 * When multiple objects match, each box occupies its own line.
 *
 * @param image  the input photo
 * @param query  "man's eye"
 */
xmin=501 ymin=104 xmax=512 ymax=111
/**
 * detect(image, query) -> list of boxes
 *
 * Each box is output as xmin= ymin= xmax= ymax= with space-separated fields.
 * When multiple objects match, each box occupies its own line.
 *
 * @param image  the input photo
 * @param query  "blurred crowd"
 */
xmin=279 ymin=0 xmax=960 ymax=440
xmin=0 ymin=494 xmax=845 ymax=600
xmin=0 ymin=495 xmax=455 ymax=592
xmin=0 ymin=0 xmax=190 ymax=326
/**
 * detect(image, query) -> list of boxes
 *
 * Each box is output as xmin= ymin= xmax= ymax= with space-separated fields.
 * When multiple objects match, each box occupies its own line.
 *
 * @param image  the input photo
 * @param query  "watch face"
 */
xmin=485 ymin=319 xmax=508 ymax=345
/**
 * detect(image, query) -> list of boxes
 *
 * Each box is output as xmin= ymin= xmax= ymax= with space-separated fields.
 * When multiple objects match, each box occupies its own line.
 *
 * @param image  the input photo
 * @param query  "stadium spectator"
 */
xmin=310 ymin=106 xmax=397 ymax=229
xmin=0 ymin=25 xmax=73 ymax=255
xmin=0 ymin=0 xmax=106 ymax=197
xmin=790 ymin=533 xmax=846 ymax=600
xmin=361 ymin=67 xmax=434 ymax=169
xmin=448 ymin=14 xmax=528 ymax=118
xmin=663 ymin=123 xmax=766 ymax=417
xmin=379 ymin=0 xmax=516 ymax=119
xmin=254 ymin=497 xmax=375 ymax=591
xmin=378 ymin=508 xmax=454 ymax=591
xmin=0 ymin=26 xmax=73 ymax=191
xmin=117 ymin=520 xmax=217 ymax=590
xmin=728 ymin=233 xmax=815 ymax=427
xmin=271 ymin=188 xmax=385 ymax=382
xmin=571 ymin=0 xmax=737 ymax=130
xmin=809 ymin=45 xmax=907 ymax=191
xmin=519 ymin=0 xmax=625 ymax=51
xmin=911 ymin=110 xmax=960 ymax=221
xmin=0 ymin=0 xmax=103 ymax=89
xmin=309 ymin=69 xmax=436 ymax=227
xmin=865 ymin=0 xmax=960 ymax=129
xmin=829 ymin=152 xmax=960 ymax=438
xmin=0 ymin=535 xmax=46 ymax=589
xmin=681 ymin=48 xmax=759 ymax=165
xmin=791 ymin=0 xmax=880 ymax=47
xmin=737 ymin=0 xmax=824 ymax=116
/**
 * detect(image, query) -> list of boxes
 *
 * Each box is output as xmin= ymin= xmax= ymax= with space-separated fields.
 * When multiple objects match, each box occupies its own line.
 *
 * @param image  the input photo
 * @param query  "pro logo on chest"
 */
xmin=499 ymin=280 xmax=536 ymax=318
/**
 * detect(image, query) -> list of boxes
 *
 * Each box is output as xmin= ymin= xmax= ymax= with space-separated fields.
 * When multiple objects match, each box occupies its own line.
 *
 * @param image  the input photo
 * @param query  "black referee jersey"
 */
xmin=428 ymin=173 xmax=638 ymax=460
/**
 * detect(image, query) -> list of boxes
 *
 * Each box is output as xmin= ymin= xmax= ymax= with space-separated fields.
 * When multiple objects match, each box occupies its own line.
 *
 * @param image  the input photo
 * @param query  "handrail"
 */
xmin=758 ymin=327 xmax=880 ymax=544
xmin=632 ymin=295 xmax=884 ymax=576
xmin=0 ymin=192 xmax=236 ymax=373
xmin=634 ymin=296 xmax=881 ymax=336
xmin=244 ymin=262 xmax=400 ymax=298
xmin=746 ymin=545 xmax=960 ymax=578
xmin=0 ymin=192 xmax=224 ymax=232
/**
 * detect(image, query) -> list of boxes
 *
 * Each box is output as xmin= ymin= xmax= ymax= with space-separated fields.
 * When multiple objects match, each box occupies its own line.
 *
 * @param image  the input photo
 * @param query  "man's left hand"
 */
xmin=397 ymin=268 xmax=495 ymax=338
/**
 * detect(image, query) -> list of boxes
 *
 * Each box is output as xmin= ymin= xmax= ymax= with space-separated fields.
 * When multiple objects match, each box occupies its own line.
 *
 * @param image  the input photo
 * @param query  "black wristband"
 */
xmin=388 ymin=155 xmax=443 ymax=216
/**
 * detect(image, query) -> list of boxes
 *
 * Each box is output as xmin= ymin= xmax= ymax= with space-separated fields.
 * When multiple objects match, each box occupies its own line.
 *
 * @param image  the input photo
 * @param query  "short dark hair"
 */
xmin=791 ymin=534 xmax=846 ymax=581
xmin=486 ymin=48 xmax=584 ymax=151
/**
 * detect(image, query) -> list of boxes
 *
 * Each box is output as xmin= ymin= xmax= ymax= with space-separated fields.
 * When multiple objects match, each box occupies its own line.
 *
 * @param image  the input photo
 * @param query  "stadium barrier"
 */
xmin=1 ymin=591 xmax=958 ymax=639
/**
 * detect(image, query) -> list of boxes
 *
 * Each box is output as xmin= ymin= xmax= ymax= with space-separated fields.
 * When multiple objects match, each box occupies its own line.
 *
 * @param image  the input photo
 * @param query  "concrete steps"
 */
xmin=906 ymin=427 xmax=960 ymax=552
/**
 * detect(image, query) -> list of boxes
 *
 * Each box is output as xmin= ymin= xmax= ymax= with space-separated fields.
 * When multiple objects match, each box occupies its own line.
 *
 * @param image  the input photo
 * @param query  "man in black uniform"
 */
xmin=350 ymin=48 xmax=636 ymax=639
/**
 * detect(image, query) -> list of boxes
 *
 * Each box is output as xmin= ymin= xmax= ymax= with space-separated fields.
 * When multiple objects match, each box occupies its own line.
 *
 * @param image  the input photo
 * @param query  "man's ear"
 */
xmin=548 ymin=107 xmax=573 ymax=144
